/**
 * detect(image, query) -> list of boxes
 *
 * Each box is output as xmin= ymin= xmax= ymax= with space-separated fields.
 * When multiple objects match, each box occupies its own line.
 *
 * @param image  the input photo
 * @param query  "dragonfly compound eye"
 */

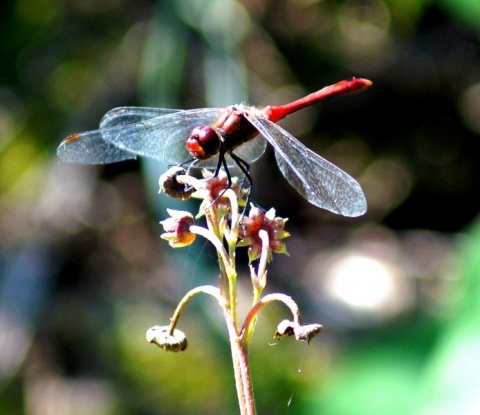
xmin=186 ymin=126 xmax=221 ymax=160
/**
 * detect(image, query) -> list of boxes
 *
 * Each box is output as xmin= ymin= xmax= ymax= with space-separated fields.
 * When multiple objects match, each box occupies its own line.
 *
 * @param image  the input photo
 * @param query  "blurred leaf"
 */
xmin=439 ymin=0 xmax=480 ymax=30
xmin=307 ymin=348 xmax=421 ymax=415
xmin=419 ymin=217 xmax=480 ymax=414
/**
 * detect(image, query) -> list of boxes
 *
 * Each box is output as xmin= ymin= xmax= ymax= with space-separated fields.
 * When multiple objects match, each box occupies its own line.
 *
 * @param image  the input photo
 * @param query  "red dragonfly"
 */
xmin=58 ymin=78 xmax=371 ymax=216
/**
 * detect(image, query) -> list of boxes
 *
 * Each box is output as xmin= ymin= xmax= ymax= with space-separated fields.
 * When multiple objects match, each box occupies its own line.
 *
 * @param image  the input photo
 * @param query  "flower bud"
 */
xmin=160 ymin=209 xmax=195 ymax=248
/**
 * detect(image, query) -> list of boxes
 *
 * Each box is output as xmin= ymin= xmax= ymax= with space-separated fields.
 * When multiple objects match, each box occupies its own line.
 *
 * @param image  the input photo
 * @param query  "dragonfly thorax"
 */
xmin=213 ymin=107 xmax=260 ymax=152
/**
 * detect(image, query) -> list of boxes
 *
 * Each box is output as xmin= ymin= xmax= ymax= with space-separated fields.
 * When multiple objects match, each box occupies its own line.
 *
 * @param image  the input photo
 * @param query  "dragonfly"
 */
xmin=57 ymin=77 xmax=371 ymax=217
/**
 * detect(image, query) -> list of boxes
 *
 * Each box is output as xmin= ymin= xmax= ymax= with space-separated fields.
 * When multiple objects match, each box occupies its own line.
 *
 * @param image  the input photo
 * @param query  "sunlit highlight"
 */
xmin=323 ymin=253 xmax=410 ymax=317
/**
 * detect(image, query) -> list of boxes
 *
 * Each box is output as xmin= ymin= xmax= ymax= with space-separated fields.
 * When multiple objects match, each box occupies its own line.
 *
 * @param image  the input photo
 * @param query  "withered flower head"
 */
xmin=238 ymin=206 xmax=289 ymax=263
xmin=198 ymin=169 xmax=245 ymax=204
xmin=159 ymin=166 xmax=194 ymax=201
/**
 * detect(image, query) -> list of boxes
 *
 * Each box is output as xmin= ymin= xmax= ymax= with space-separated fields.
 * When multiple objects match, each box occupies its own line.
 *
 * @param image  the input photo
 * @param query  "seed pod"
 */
xmin=159 ymin=166 xmax=194 ymax=200
xmin=273 ymin=320 xmax=323 ymax=345
xmin=274 ymin=319 xmax=296 ymax=339
xmin=146 ymin=325 xmax=188 ymax=352
xmin=293 ymin=323 xmax=323 ymax=344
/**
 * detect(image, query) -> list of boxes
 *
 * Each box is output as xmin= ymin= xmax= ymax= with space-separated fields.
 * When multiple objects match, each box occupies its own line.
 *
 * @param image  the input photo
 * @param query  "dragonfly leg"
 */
xmin=181 ymin=157 xmax=197 ymax=177
xmin=208 ymin=151 xmax=249 ymax=217
xmin=177 ymin=158 xmax=198 ymax=194
xmin=215 ymin=151 xmax=233 ymax=199
xmin=230 ymin=152 xmax=253 ymax=209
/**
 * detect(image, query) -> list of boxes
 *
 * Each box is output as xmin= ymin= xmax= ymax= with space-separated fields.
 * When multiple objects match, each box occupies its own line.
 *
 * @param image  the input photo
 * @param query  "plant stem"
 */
xmin=225 ymin=315 xmax=256 ymax=415
xmin=189 ymin=189 xmax=257 ymax=413
xmin=189 ymin=224 xmax=232 ymax=303
xmin=167 ymin=285 xmax=224 ymax=335
xmin=240 ymin=293 xmax=301 ymax=341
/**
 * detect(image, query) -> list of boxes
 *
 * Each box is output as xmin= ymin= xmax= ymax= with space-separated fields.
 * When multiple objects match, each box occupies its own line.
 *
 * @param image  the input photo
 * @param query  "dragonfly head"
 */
xmin=186 ymin=126 xmax=221 ymax=160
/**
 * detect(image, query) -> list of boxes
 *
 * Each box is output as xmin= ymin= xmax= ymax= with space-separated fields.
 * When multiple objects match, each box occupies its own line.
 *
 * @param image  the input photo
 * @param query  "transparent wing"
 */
xmin=244 ymin=114 xmax=367 ymax=217
xmin=99 ymin=107 xmax=182 ymax=128
xmin=100 ymin=108 xmax=225 ymax=167
xmin=57 ymin=107 xmax=183 ymax=164
xmin=57 ymin=131 xmax=137 ymax=164
xmin=58 ymin=107 xmax=223 ymax=166
xmin=229 ymin=134 xmax=267 ymax=165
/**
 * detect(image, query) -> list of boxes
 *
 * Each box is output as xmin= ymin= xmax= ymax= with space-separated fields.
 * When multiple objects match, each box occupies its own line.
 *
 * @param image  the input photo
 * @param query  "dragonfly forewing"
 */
xmin=57 ymin=129 xmax=137 ymax=164
xmin=100 ymin=107 xmax=183 ymax=129
xmin=100 ymin=108 xmax=226 ymax=166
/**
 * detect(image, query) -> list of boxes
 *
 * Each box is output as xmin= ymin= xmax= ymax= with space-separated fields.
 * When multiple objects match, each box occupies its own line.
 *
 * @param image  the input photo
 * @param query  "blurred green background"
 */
xmin=2 ymin=0 xmax=480 ymax=413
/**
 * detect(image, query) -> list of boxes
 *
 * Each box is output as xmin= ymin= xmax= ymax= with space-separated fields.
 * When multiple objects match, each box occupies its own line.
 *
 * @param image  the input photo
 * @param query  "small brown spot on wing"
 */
xmin=63 ymin=133 xmax=82 ymax=144
xmin=108 ymin=108 xmax=126 ymax=116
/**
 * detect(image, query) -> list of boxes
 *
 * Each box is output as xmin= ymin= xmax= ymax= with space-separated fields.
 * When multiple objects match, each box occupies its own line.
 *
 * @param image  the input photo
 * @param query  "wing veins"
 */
xmin=244 ymin=113 xmax=366 ymax=216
